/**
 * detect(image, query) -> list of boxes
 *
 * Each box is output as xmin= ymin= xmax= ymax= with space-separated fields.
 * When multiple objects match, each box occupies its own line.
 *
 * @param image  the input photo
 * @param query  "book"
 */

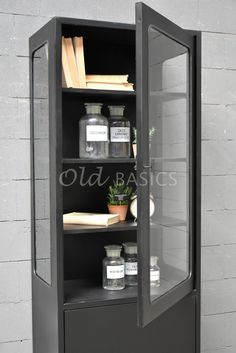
xmin=86 ymin=74 xmax=129 ymax=84
xmin=63 ymin=212 xmax=120 ymax=226
xmin=86 ymin=82 xmax=134 ymax=91
xmin=62 ymin=37 xmax=73 ymax=88
xmin=73 ymin=36 xmax=87 ymax=88
xmin=64 ymin=37 xmax=80 ymax=88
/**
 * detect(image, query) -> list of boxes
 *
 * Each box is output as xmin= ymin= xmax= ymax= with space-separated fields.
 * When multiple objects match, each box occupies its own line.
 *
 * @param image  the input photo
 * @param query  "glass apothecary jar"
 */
xmin=123 ymin=242 xmax=138 ymax=286
xmin=103 ymin=245 xmax=125 ymax=290
xmin=79 ymin=103 xmax=108 ymax=159
xmin=150 ymin=256 xmax=160 ymax=287
xmin=108 ymin=105 xmax=130 ymax=158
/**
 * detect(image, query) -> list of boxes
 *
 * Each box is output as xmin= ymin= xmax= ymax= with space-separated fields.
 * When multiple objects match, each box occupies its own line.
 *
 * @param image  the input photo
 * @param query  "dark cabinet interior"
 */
xmin=60 ymin=22 xmax=139 ymax=309
xmin=30 ymin=3 xmax=201 ymax=353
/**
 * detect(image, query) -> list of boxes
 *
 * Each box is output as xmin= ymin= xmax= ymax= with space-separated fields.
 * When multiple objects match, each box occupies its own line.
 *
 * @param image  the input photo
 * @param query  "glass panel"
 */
xmin=148 ymin=27 xmax=189 ymax=302
xmin=33 ymin=43 xmax=51 ymax=284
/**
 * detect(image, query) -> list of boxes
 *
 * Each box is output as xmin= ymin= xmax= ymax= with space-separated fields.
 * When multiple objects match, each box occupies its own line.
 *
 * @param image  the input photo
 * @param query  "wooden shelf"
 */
xmin=64 ymin=279 xmax=137 ymax=309
xmin=63 ymin=158 xmax=136 ymax=164
xmin=62 ymin=88 xmax=136 ymax=101
xmin=64 ymin=221 xmax=137 ymax=234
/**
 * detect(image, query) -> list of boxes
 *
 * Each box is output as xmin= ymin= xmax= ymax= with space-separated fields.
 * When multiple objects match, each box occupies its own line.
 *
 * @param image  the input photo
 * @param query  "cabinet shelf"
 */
xmin=64 ymin=221 xmax=137 ymax=234
xmin=63 ymin=218 xmax=186 ymax=235
xmin=63 ymin=158 xmax=136 ymax=164
xmin=64 ymin=278 xmax=180 ymax=309
xmin=64 ymin=279 xmax=137 ymax=309
xmin=62 ymin=88 xmax=136 ymax=101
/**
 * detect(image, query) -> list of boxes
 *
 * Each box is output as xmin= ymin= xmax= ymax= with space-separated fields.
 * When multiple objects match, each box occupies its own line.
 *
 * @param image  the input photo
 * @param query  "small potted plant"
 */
xmin=132 ymin=127 xmax=156 ymax=158
xmin=108 ymin=182 xmax=133 ymax=221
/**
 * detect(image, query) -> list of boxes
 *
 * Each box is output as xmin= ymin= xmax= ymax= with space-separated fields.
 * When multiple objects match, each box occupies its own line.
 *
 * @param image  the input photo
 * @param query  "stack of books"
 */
xmin=62 ymin=36 xmax=134 ymax=91
xmin=63 ymin=212 xmax=120 ymax=226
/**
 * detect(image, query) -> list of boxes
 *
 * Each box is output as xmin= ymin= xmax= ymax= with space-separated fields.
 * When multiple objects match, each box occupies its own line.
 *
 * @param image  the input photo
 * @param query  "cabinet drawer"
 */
xmin=65 ymin=295 xmax=196 ymax=353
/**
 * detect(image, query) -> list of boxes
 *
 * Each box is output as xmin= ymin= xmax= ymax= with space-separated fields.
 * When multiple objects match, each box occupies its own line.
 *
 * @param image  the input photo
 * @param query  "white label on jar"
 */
xmin=107 ymin=265 xmax=124 ymax=279
xmin=150 ymin=270 xmax=160 ymax=282
xmin=125 ymin=262 xmax=138 ymax=275
xmin=110 ymin=127 xmax=130 ymax=142
xmin=86 ymin=125 xmax=108 ymax=142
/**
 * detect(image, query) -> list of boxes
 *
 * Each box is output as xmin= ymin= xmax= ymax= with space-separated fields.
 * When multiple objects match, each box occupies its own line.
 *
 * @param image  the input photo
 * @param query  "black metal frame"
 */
xmin=30 ymin=18 xmax=64 ymax=353
xmin=136 ymin=1 xmax=201 ymax=333
xmin=30 ymin=4 xmax=201 ymax=353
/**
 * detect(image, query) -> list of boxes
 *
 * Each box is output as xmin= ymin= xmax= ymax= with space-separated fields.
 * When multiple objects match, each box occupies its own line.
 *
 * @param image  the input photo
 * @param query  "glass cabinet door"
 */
xmin=136 ymin=3 xmax=196 ymax=327
xmin=32 ymin=43 xmax=51 ymax=285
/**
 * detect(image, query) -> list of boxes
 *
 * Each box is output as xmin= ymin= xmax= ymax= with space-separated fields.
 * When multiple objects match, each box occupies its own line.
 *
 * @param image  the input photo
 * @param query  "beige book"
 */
xmin=73 ymin=37 xmax=87 ymax=88
xmin=64 ymin=37 xmax=80 ymax=88
xmin=63 ymin=212 xmax=120 ymax=226
xmin=62 ymin=37 xmax=73 ymax=88
xmin=86 ymin=82 xmax=134 ymax=91
xmin=86 ymin=74 xmax=129 ymax=84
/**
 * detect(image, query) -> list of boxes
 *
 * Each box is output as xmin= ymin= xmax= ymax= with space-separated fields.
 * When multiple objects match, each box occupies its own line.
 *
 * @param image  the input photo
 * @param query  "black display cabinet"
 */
xmin=30 ymin=3 xmax=201 ymax=353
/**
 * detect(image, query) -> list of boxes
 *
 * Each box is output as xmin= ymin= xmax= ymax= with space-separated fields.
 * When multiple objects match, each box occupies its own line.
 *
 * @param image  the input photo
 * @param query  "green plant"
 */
xmin=132 ymin=127 xmax=156 ymax=144
xmin=108 ymin=182 xmax=133 ymax=205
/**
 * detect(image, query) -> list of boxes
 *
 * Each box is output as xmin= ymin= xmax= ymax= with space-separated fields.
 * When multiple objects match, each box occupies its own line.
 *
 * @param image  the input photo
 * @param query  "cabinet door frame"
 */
xmin=136 ymin=2 xmax=201 ymax=327
xmin=30 ymin=18 xmax=64 ymax=353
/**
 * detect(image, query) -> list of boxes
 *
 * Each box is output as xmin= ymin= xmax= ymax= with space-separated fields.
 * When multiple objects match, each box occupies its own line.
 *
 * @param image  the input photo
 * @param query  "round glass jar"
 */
xmin=123 ymin=242 xmax=138 ymax=286
xmin=103 ymin=245 xmax=125 ymax=290
xmin=108 ymin=105 xmax=130 ymax=158
xmin=79 ymin=103 xmax=108 ymax=159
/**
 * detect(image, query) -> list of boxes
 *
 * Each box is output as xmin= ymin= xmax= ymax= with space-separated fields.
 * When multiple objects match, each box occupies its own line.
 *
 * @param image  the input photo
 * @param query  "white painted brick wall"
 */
xmin=0 ymin=1 xmax=236 ymax=352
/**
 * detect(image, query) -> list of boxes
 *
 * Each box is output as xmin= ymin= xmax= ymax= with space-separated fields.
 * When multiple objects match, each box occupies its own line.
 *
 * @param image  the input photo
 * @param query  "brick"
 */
xmin=0 ymin=340 xmax=32 ymax=353
xmin=0 ymin=56 xmax=29 ymax=98
xmin=0 ymin=98 xmax=30 ymax=139
xmin=202 ymin=140 xmax=236 ymax=176
xmin=13 ymin=15 xmax=48 ymax=56
xmin=0 ymin=301 xmax=32 ymax=342
xmin=202 ymin=68 xmax=236 ymax=105
xmin=0 ymin=261 xmax=31 ymax=303
xmin=202 ymin=32 xmax=236 ymax=70
xmin=0 ymin=14 xmax=14 ymax=56
xmin=202 ymin=278 xmax=236 ymax=315
xmin=198 ymin=0 xmax=236 ymax=33
xmin=202 ymin=33 xmax=226 ymax=69
xmin=201 ymin=312 xmax=236 ymax=351
xmin=202 ymin=104 xmax=236 ymax=141
xmin=0 ymin=180 xmax=30 ymax=221
xmin=39 ymin=0 xmax=98 ymax=19
xmin=0 ymin=0 xmax=40 ymax=15
xmin=202 ymin=210 xmax=236 ymax=246
xmin=202 ymin=175 xmax=236 ymax=211
xmin=0 ymin=221 xmax=30 ymax=261
xmin=202 ymin=244 xmax=236 ymax=281
xmin=0 ymin=139 xmax=30 ymax=180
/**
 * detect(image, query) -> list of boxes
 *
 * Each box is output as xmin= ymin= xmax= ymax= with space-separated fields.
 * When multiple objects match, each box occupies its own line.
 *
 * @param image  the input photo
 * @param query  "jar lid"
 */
xmin=123 ymin=242 xmax=137 ymax=254
xmin=108 ymin=105 xmax=125 ymax=116
xmin=104 ymin=244 xmax=122 ymax=257
xmin=84 ymin=102 xmax=103 ymax=106
xmin=150 ymin=256 xmax=159 ymax=266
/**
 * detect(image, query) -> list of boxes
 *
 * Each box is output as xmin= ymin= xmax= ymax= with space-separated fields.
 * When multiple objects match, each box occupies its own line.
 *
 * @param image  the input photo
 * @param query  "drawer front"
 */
xmin=65 ymin=295 xmax=196 ymax=353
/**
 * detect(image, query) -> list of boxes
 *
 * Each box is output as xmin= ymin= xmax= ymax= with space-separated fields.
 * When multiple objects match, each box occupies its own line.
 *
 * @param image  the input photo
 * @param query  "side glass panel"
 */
xmin=33 ymin=43 xmax=51 ymax=285
xmin=148 ymin=27 xmax=189 ymax=302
